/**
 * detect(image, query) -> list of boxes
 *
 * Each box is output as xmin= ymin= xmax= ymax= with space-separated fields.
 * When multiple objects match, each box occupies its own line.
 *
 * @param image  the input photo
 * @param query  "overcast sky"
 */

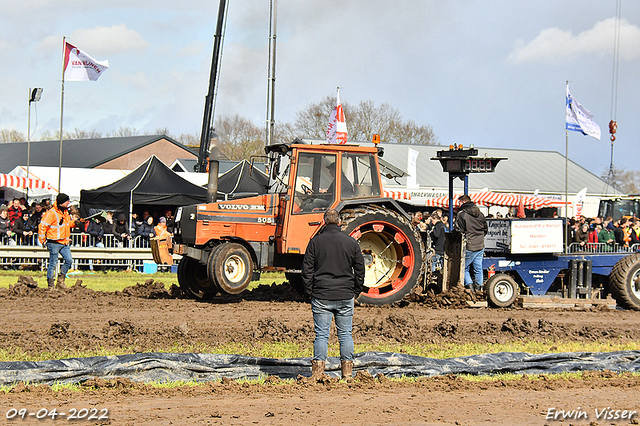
xmin=1 ymin=1 xmax=639 ymax=178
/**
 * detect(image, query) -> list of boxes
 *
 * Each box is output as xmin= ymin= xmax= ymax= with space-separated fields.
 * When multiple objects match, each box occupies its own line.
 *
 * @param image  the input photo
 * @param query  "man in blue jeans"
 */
xmin=302 ymin=209 xmax=365 ymax=380
xmin=455 ymin=195 xmax=488 ymax=292
xmin=38 ymin=193 xmax=72 ymax=289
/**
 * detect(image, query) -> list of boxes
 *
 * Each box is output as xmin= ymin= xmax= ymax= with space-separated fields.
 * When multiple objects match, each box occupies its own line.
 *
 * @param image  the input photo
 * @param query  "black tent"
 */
xmin=80 ymin=156 xmax=207 ymax=217
xmin=217 ymin=160 xmax=268 ymax=199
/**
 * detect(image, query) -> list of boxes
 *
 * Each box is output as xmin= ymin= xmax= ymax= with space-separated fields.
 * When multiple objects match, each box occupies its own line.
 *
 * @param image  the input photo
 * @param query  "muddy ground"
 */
xmin=0 ymin=277 xmax=639 ymax=425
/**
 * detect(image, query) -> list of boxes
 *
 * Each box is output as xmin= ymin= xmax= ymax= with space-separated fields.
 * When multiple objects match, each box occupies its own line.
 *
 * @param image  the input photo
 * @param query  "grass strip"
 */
xmin=0 ymin=270 xmax=286 ymax=292
xmin=0 ymin=340 xmax=638 ymax=363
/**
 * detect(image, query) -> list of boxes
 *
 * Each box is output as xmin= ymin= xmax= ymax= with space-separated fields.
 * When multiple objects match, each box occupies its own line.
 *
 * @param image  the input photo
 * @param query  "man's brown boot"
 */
xmin=56 ymin=273 xmax=67 ymax=290
xmin=47 ymin=278 xmax=55 ymax=289
xmin=310 ymin=360 xmax=325 ymax=380
xmin=341 ymin=360 xmax=353 ymax=380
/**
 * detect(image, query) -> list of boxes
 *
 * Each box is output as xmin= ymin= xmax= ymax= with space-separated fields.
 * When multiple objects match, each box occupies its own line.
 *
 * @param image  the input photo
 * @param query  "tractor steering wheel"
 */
xmin=301 ymin=184 xmax=314 ymax=195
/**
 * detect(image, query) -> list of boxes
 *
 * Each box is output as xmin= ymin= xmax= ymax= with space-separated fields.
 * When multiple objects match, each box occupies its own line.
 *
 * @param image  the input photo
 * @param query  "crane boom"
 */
xmin=196 ymin=0 xmax=228 ymax=172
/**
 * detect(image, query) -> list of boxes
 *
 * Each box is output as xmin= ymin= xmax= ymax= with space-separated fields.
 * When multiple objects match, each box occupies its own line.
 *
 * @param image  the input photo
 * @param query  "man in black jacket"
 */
xmin=455 ymin=195 xmax=488 ymax=291
xmin=302 ymin=209 xmax=365 ymax=380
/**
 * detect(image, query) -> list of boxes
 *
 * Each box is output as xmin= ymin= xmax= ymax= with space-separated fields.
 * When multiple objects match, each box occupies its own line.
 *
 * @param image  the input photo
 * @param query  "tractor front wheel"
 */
xmin=211 ymin=243 xmax=253 ymax=295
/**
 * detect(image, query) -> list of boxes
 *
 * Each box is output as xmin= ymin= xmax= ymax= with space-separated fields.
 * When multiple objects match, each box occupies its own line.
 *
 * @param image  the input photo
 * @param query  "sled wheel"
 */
xmin=212 ymin=243 xmax=253 ymax=295
xmin=609 ymin=253 xmax=640 ymax=310
xmin=485 ymin=273 xmax=519 ymax=308
xmin=177 ymin=255 xmax=215 ymax=299
xmin=341 ymin=206 xmax=425 ymax=306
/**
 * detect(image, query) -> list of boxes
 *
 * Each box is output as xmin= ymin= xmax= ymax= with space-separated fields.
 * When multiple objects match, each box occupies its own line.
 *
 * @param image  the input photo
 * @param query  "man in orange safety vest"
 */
xmin=38 ymin=193 xmax=72 ymax=289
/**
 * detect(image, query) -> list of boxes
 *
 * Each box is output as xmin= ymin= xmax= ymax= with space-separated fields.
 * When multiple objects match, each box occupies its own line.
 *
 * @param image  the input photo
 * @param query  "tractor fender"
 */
xmin=336 ymin=198 xmax=412 ymax=221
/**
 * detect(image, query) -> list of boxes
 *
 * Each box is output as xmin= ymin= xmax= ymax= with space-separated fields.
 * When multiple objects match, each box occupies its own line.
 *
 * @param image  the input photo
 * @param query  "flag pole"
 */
xmin=58 ymin=36 xmax=66 ymax=193
xmin=565 ymin=81 xmax=569 ymax=254
xmin=565 ymin=81 xmax=570 ymax=217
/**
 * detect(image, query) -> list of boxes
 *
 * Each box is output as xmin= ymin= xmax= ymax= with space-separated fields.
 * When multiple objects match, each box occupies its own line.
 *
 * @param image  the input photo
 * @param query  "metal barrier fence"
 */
xmin=0 ymin=233 xmax=156 ymax=249
xmin=0 ymin=233 xmax=180 ymax=271
xmin=567 ymin=242 xmax=640 ymax=254
xmin=2 ymin=235 xmax=638 ymax=271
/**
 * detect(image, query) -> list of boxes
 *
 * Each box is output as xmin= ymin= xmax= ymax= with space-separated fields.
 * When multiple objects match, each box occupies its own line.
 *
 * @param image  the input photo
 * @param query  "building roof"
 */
xmin=298 ymin=139 xmax=622 ymax=197
xmin=359 ymin=143 xmax=620 ymax=197
xmin=0 ymin=135 xmax=197 ymax=173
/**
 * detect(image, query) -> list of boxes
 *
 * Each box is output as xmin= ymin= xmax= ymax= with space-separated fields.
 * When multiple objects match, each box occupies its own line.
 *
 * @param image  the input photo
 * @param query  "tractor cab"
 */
xmin=598 ymin=197 xmax=640 ymax=222
xmin=266 ymin=141 xmax=383 ymax=255
xmin=266 ymin=141 xmax=382 ymax=211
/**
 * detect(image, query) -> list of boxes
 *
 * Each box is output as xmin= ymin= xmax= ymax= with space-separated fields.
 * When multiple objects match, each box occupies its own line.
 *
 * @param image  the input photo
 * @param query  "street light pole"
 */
xmin=27 ymin=87 xmax=43 ymax=200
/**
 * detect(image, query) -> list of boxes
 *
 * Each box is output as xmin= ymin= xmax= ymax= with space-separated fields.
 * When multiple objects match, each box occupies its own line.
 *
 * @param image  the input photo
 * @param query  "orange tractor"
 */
xmin=158 ymin=139 xmax=427 ymax=306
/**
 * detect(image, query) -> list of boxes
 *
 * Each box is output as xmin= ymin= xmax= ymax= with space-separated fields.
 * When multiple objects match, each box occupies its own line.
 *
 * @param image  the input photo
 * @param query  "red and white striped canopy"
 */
xmin=423 ymin=192 xmax=568 ymax=209
xmin=0 ymin=173 xmax=51 ymax=190
xmin=383 ymin=189 xmax=411 ymax=200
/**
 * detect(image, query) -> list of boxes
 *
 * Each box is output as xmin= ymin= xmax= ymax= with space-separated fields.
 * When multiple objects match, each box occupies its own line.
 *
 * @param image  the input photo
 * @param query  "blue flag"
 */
xmin=566 ymin=85 xmax=601 ymax=140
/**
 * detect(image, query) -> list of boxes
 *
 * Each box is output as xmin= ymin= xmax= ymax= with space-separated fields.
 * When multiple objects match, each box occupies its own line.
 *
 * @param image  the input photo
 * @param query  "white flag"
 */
xmin=326 ymin=88 xmax=347 ymax=144
xmin=566 ymin=85 xmax=601 ymax=140
xmin=573 ymin=187 xmax=588 ymax=219
xmin=407 ymin=148 xmax=419 ymax=188
xmin=64 ymin=42 xmax=109 ymax=82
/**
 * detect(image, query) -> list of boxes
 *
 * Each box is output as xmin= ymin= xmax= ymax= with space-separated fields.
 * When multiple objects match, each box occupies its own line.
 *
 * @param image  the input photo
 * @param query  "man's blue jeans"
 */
xmin=46 ymin=241 xmax=73 ymax=280
xmin=464 ymin=248 xmax=484 ymax=289
xmin=431 ymin=253 xmax=443 ymax=272
xmin=311 ymin=297 xmax=354 ymax=362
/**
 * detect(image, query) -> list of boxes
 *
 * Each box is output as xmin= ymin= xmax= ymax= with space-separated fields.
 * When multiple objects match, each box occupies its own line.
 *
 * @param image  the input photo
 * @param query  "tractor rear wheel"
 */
xmin=341 ymin=206 xmax=425 ymax=306
xmin=609 ymin=253 xmax=640 ymax=310
xmin=177 ymin=255 xmax=215 ymax=299
xmin=485 ymin=273 xmax=519 ymax=308
xmin=211 ymin=243 xmax=253 ymax=294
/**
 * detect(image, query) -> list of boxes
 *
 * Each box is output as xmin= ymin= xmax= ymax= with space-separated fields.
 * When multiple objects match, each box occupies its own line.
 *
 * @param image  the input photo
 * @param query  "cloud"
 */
xmin=40 ymin=24 xmax=148 ymax=56
xmin=71 ymin=25 xmax=149 ymax=54
xmin=177 ymin=41 xmax=204 ymax=58
xmin=509 ymin=18 xmax=640 ymax=64
xmin=115 ymin=71 xmax=150 ymax=89
xmin=0 ymin=39 xmax=9 ymax=53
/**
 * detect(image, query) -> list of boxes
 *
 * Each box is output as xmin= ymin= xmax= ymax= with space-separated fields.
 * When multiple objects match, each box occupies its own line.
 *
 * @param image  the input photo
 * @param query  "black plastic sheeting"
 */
xmin=0 ymin=351 xmax=639 ymax=386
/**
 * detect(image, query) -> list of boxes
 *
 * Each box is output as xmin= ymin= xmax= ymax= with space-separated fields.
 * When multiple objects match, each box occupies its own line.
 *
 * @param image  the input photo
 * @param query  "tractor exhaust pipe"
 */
xmin=207 ymin=137 xmax=221 ymax=203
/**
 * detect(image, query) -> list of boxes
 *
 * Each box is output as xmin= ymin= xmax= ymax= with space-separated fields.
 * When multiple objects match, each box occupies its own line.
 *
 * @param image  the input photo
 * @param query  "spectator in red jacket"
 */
xmin=7 ymin=198 xmax=23 ymax=227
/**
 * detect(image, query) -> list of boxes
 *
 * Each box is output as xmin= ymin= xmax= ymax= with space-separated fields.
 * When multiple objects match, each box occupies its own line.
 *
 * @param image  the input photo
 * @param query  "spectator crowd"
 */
xmin=567 ymin=215 xmax=640 ymax=252
xmin=0 ymin=197 xmax=174 ymax=248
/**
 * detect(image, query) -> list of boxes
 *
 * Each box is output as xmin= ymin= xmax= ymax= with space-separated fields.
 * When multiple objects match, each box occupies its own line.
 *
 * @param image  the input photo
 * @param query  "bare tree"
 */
xmin=0 ymin=128 xmax=27 ymax=142
xmin=350 ymin=100 xmax=402 ymax=143
xmin=177 ymin=132 xmax=200 ymax=148
xmin=215 ymin=114 xmax=264 ymax=160
xmin=291 ymin=95 xmax=438 ymax=145
xmin=38 ymin=130 xmax=58 ymax=140
xmin=602 ymin=166 xmax=640 ymax=194
xmin=294 ymin=95 xmax=344 ymax=139
xmin=66 ymin=128 xmax=103 ymax=139
xmin=107 ymin=126 xmax=139 ymax=137
xmin=38 ymin=128 xmax=101 ymax=140
xmin=151 ymin=127 xmax=172 ymax=137
xmin=274 ymin=122 xmax=297 ymax=145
